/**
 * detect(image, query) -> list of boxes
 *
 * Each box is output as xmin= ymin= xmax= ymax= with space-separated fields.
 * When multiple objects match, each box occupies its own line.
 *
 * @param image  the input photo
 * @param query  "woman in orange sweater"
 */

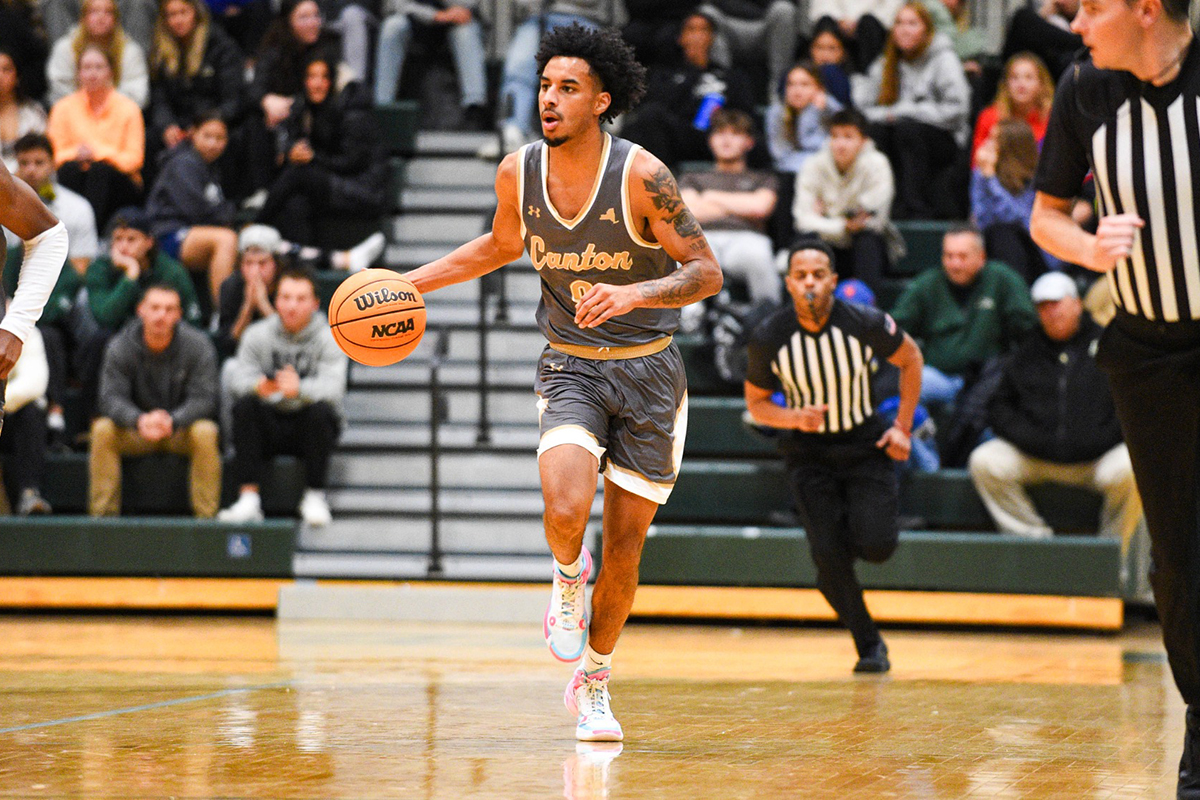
xmin=970 ymin=52 xmax=1054 ymax=167
xmin=47 ymin=43 xmax=144 ymax=229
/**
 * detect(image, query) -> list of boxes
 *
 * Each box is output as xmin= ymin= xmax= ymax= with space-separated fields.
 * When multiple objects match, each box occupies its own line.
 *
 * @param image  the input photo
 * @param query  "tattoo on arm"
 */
xmin=644 ymin=166 xmax=704 ymax=241
xmin=637 ymin=261 xmax=707 ymax=307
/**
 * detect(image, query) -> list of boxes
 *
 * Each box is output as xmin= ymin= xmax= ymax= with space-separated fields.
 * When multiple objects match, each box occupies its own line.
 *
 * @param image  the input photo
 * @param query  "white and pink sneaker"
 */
xmin=544 ymin=549 xmax=592 ymax=662
xmin=564 ymin=666 xmax=623 ymax=742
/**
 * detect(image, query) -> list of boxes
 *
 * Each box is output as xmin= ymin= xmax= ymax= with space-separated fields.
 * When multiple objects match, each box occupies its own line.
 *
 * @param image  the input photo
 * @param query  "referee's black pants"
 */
xmin=780 ymin=426 xmax=900 ymax=655
xmin=1100 ymin=314 xmax=1200 ymax=705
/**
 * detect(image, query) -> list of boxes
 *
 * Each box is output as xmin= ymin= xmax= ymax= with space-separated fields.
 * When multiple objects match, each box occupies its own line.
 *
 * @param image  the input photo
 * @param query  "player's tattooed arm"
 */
xmin=573 ymin=152 xmax=722 ymax=329
xmin=635 ymin=157 xmax=722 ymax=308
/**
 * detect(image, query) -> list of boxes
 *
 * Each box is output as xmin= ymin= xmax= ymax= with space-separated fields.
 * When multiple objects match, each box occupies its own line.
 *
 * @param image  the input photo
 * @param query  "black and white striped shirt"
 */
xmin=1036 ymin=43 xmax=1200 ymax=322
xmin=745 ymin=301 xmax=905 ymax=435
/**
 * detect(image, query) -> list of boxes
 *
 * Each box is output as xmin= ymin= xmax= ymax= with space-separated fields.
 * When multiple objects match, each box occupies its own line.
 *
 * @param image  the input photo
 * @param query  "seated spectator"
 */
xmin=41 ymin=0 xmax=158 ymax=55
xmin=6 ymin=133 xmax=98 ymax=445
xmin=215 ymin=224 xmax=280 ymax=360
xmin=147 ymin=0 xmax=245 ymax=166
xmin=890 ymin=225 xmax=1036 ymax=405
xmin=971 ymin=118 xmax=1061 ymax=282
xmin=808 ymin=0 xmax=901 ymax=73
xmin=219 ymin=268 xmax=347 ymax=526
xmin=0 ymin=48 xmax=48 ymax=173
xmin=925 ymin=0 xmax=988 ymax=68
xmin=968 ymin=272 xmax=1141 ymax=551
xmin=205 ymin=0 xmax=274 ymax=58
xmin=0 ymin=318 xmax=52 ymax=514
xmin=621 ymin=12 xmax=756 ymax=171
xmin=970 ymin=51 xmax=1053 ymax=167
xmin=46 ymin=44 xmax=145 ymax=229
xmin=46 ymin=0 xmax=150 ymax=107
xmin=1000 ymin=0 xmax=1081 ymax=81
xmin=244 ymin=0 xmax=344 ymax=201
xmin=373 ymin=0 xmax=489 ymax=130
xmin=145 ymin=111 xmax=237 ymax=304
xmin=621 ymin=0 xmax=699 ymax=68
xmin=256 ymin=56 xmax=387 ymax=246
xmin=793 ymin=108 xmax=902 ymax=290
xmin=0 ymin=0 xmax=50 ymax=102
xmin=89 ymin=283 xmax=221 ymax=517
xmin=679 ymin=109 xmax=780 ymax=307
xmin=695 ymin=0 xmax=797 ymax=101
xmin=492 ymin=4 xmax=616 ymax=154
xmin=807 ymin=19 xmax=853 ymax=108
xmin=853 ymin=1 xmax=970 ymax=220
xmin=81 ymin=206 xmax=201 ymax=420
xmin=765 ymin=61 xmax=842 ymax=175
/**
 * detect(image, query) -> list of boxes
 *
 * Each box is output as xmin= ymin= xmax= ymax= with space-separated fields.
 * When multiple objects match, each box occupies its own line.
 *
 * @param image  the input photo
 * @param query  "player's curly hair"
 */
xmin=535 ymin=24 xmax=647 ymax=123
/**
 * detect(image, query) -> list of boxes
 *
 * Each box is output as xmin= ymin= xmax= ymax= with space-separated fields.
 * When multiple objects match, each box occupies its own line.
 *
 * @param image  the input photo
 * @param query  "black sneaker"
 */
xmin=853 ymin=641 xmax=890 ymax=674
xmin=1179 ymin=704 xmax=1200 ymax=798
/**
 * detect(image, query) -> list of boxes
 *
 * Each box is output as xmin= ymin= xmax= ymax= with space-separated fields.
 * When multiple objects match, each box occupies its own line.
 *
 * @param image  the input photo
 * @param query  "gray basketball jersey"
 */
xmin=518 ymin=134 xmax=680 ymax=348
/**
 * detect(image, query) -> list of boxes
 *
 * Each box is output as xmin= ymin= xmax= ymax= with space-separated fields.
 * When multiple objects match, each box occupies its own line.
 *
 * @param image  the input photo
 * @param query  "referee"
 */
xmin=744 ymin=239 xmax=923 ymax=673
xmin=1029 ymin=0 xmax=1200 ymax=794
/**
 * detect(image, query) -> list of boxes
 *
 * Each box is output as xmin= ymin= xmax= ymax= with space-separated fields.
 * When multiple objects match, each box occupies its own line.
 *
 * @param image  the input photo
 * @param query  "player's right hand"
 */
xmin=1092 ymin=213 xmax=1144 ymax=272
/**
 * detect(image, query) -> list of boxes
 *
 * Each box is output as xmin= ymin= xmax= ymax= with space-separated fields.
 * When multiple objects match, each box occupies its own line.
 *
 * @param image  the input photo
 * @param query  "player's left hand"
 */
xmin=0 ymin=330 xmax=22 ymax=380
xmin=876 ymin=425 xmax=911 ymax=462
xmin=574 ymin=284 xmax=640 ymax=328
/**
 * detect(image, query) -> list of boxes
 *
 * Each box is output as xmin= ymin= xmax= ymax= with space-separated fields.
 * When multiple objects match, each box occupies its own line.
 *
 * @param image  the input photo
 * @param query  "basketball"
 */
xmin=328 ymin=268 xmax=426 ymax=366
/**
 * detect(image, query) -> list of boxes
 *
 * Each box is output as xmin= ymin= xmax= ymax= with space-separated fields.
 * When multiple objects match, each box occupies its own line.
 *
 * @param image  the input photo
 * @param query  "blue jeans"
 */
xmin=920 ymin=365 xmax=965 ymax=405
xmin=374 ymin=14 xmax=488 ymax=107
xmin=499 ymin=13 xmax=599 ymax=134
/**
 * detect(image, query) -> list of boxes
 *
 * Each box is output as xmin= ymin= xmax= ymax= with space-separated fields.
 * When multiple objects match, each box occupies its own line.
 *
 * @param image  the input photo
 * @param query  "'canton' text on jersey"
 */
xmin=745 ymin=300 xmax=905 ymax=435
xmin=518 ymin=134 xmax=680 ymax=348
xmin=1035 ymin=43 xmax=1200 ymax=322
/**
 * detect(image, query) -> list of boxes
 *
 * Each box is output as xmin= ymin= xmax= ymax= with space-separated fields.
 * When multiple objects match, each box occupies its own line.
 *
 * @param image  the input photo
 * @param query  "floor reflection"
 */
xmin=0 ymin=615 xmax=1182 ymax=798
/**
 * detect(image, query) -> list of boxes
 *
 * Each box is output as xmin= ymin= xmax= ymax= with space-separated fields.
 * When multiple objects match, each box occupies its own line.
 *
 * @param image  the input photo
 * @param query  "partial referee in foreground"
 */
xmin=743 ymin=240 xmax=923 ymax=673
xmin=1029 ymin=0 xmax=1200 ymax=794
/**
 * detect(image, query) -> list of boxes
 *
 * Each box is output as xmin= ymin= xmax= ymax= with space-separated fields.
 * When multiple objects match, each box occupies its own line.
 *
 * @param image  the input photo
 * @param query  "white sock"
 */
xmin=582 ymin=645 xmax=611 ymax=676
xmin=303 ymin=488 xmax=326 ymax=502
xmin=347 ymin=232 xmax=386 ymax=273
xmin=555 ymin=551 xmax=584 ymax=579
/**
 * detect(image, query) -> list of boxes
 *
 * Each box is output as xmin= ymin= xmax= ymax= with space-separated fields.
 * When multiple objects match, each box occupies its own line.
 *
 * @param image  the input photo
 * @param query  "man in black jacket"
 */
xmin=967 ymin=272 xmax=1141 ymax=549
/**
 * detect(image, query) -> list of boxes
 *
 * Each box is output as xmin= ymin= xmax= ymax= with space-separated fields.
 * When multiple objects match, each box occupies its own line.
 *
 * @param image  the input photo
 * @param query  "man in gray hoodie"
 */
xmin=89 ymin=284 xmax=221 ymax=517
xmin=218 ymin=268 xmax=347 ymax=527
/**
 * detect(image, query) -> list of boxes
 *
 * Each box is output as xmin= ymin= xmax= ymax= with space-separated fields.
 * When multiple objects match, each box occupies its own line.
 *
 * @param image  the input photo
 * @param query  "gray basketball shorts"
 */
xmin=534 ymin=343 xmax=689 ymax=504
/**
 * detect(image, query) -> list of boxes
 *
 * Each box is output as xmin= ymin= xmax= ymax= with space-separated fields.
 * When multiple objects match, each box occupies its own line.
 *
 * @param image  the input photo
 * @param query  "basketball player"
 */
xmin=404 ymin=24 xmax=722 ymax=741
xmin=1028 ymin=0 xmax=1200 ymax=794
xmin=0 ymin=158 xmax=70 ymax=430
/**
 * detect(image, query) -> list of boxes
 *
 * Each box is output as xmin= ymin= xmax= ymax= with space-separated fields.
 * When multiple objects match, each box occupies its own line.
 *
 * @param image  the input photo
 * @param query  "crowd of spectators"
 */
xmin=0 ymin=0 xmax=1144 ymax=549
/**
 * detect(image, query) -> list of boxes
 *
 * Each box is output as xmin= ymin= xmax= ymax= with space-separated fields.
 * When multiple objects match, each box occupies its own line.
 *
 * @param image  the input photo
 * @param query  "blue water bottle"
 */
xmin=693 ymin=93 xmax=724 ymax=131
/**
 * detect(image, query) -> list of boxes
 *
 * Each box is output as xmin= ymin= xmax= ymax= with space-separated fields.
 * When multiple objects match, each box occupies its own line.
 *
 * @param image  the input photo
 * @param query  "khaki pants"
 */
xmin=968 ymin=438 xmax=1143 ymax=551
xmin=89 ymin=417 xmax=222 ymax=518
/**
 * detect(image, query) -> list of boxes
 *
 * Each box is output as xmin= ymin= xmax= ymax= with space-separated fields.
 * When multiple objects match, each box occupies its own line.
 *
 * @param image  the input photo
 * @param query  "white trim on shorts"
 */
xmin=602 ymin=392 xmax=688 ymax=505
xmin=537 ymin=424 xmax=605 ymax=463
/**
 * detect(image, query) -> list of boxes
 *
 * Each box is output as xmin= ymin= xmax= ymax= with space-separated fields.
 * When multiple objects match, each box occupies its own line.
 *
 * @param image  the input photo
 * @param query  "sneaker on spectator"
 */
xmin=17 ymin=488 xmax=51 ymax=516
xmin=299 ymin=489 xmax=332 ymax=527
xmin=345 ymin=232 xmax=386 ymax=272
xmin=218 ymin=491 xmax=264 ymax=523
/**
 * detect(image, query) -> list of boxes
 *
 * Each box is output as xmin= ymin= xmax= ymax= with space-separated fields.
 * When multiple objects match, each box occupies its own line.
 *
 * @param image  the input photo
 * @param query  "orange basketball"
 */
xmin=328 ymin=268 xmax=426 ymax=366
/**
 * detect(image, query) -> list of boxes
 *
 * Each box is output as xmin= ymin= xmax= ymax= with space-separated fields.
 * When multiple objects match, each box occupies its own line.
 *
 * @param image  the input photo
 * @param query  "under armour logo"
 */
xmin=599 ymin=208 xmax=618 ymax=223
xmin=528 ymin=206 xmax=541 ymax=218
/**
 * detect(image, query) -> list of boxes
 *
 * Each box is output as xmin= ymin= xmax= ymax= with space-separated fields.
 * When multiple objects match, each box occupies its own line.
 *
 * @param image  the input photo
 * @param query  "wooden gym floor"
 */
xmin=0 ymin=614 xmax=1184 ymax=799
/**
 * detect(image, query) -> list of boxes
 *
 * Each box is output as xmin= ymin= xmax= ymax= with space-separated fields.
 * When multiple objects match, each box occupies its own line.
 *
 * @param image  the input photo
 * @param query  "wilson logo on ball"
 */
xmin=371 ymin=318 xmax=416 ymax=338
xmin=353 ymin=288 xmax=418 ymax=311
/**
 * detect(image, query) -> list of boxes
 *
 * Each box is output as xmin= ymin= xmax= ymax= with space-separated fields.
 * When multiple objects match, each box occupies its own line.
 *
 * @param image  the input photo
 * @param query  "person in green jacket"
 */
xmin=890 ymin=224 xmax=1036 ymax=403
xmin=78 ymin=205 xmax=202 ymax=423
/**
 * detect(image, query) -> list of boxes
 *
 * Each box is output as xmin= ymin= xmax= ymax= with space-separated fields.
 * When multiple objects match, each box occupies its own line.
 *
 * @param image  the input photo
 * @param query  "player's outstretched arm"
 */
xmin=0 ymin=160 xmax=68 ymax=379
xmin=574 ymin=150 xmax=722 ymax=329
xmin=405 ymin=153 xmax=526 ymax=294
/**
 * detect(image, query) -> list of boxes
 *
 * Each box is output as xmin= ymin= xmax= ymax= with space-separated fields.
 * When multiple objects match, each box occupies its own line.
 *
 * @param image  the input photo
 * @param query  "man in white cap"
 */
xmin=968 ymin=271 xmax=1141 ymax=551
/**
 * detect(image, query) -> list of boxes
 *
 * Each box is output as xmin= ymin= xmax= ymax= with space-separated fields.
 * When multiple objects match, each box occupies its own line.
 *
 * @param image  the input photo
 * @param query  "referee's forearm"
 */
xmin=1031 ymin=194 xmax=1100 ymax=272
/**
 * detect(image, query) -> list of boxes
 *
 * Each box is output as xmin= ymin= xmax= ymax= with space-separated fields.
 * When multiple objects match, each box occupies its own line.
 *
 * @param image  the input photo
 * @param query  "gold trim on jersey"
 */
xmin=541 ymin=133 xmax=612 ymax=229
xmin=549 ymin=335 xmax=672 ymax=360
xmin=621 ymin=143 xmax=662 ymax=250
xmin=517 ymin=142 xmax=533 ymax=241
